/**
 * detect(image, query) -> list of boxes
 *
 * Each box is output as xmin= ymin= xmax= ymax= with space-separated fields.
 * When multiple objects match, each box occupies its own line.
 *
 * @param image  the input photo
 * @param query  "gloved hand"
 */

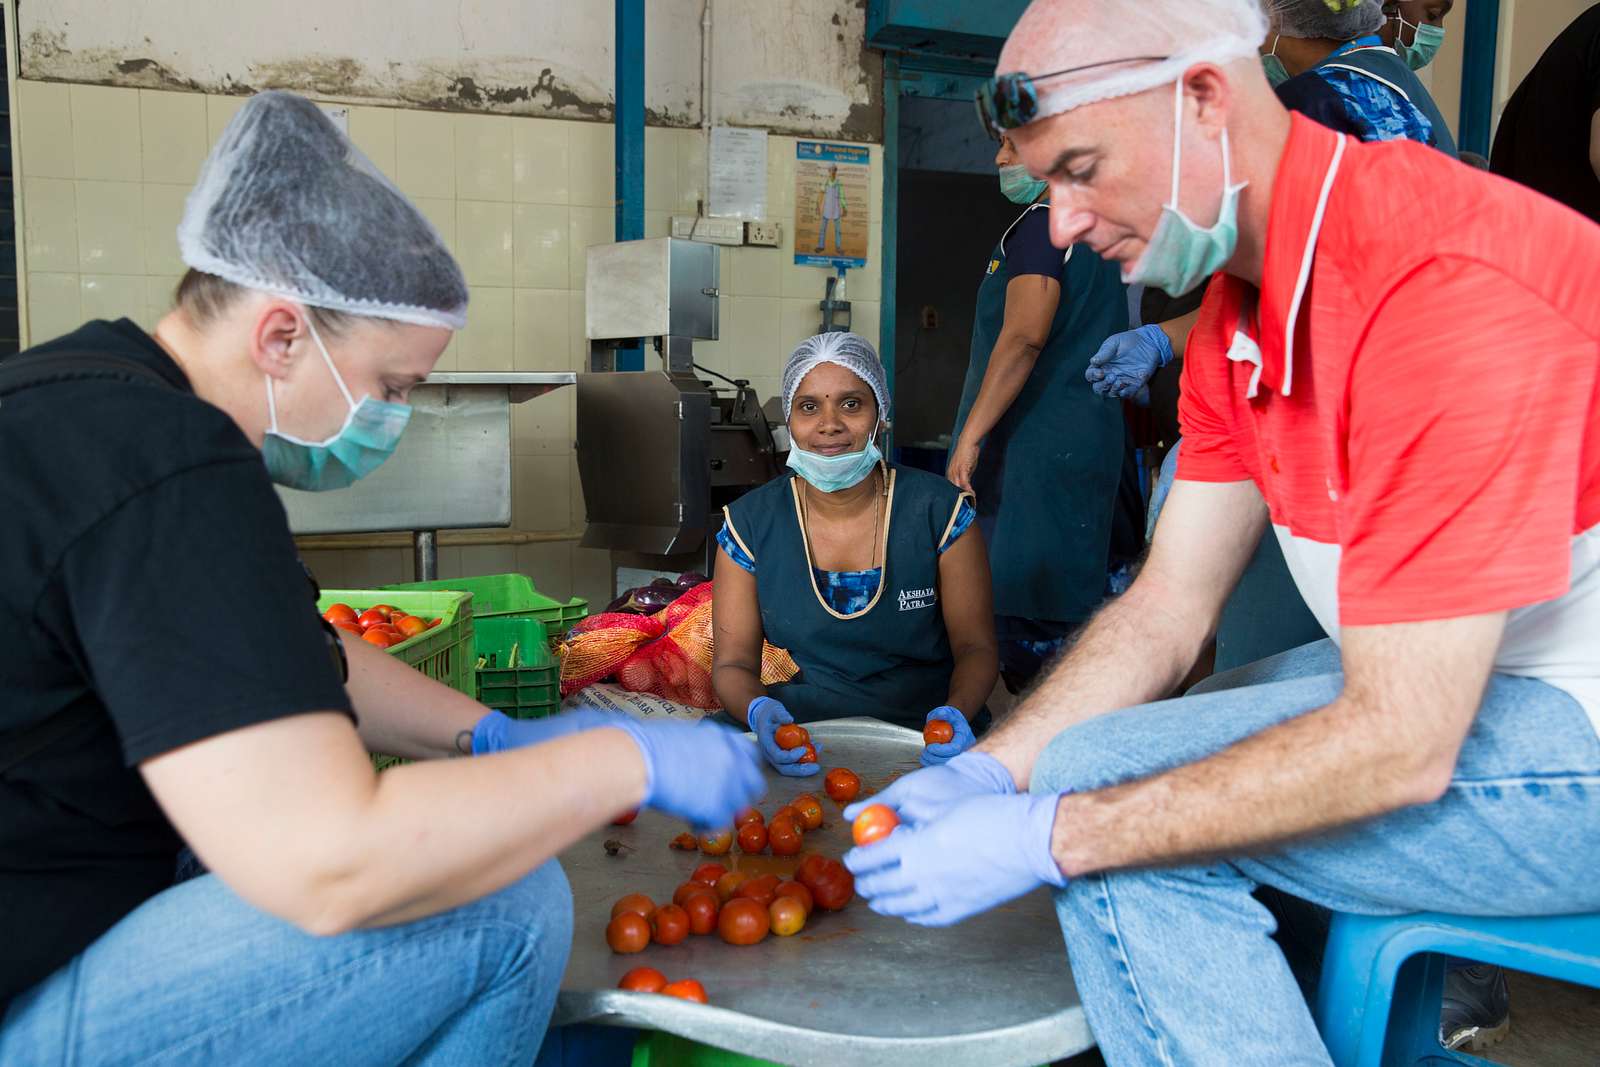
xmin=1085 ymin=324 xmax=1173 ymax=399
xmin=609 ymin=717 xmax=767 ymax=829
xmin=747 ymin=696 xmax=822 ymax=777
xmin=920 ymin=706 xmax=976 ymax=767
xmin=844 ymin=792 xmax=1066 ymax=926
xmin=471 ymin=708 xmax=617 ymax=755
xmin=842 ymin=750 xmax=1015 ymax=826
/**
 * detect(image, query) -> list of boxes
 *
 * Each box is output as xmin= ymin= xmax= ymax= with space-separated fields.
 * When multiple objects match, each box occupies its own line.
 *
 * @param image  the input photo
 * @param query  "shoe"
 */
xmin=1439 ymin=964 xmax=1511 ymax=1052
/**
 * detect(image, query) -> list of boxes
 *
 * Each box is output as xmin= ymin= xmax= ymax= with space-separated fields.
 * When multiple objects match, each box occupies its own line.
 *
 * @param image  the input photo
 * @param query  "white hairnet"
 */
xmin=782 ymin=332 xmax=889 ymax=422
xmin=1267 ymin=0 xmax=1384 ymax=39
xmin=1004 ymin=0 xmax=1269 ymax=119
xmin=178 ymin=91 xmax=468 ymax=330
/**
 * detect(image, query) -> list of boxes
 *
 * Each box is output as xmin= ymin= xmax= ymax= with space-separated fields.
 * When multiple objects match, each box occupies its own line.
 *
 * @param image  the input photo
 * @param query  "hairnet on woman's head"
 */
xmin=1267 ymin=0 xmax=1385 ymax=40
xmin=177 ymin=91 xmax=468 ymax=330
xmin=998 ymin=0 xmax=1268 ymax=120
xmin=782 ymin=332 xmax=889 ymax=422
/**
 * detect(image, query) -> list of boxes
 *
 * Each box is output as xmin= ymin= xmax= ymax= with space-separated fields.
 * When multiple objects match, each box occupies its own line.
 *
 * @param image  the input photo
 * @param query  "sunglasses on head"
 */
xmin=975 ymin=55 xmax=1169 ymax=139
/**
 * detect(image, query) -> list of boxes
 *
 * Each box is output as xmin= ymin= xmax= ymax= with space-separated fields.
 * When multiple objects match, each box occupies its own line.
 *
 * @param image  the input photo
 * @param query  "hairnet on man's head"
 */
xmin=1267 ymin=0 xmax=1385 ymax=40
xmin=782 ymin=332 xmax=889 ymax=423
xmin=177 ymin=91 xmax=468 ymax=330
xmin=999 ymin=0 xmax=1268 ymax=119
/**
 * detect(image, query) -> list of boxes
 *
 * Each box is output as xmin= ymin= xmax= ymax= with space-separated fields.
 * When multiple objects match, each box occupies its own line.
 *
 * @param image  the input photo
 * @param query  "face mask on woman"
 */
xmin=786 ymin=435 xmax=883 ymax=493
xmin=1392 ymin=12 xmax=1445 ymax=70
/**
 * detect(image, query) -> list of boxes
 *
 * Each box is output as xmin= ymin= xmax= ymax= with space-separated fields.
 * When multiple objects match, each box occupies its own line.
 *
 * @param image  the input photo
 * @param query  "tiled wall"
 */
xmin=15 ymin=82 xmax=883 ymax=606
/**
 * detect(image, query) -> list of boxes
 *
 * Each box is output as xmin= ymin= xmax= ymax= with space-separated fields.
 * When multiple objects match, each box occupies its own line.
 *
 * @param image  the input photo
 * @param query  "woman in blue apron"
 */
xmin=947 ymin=135 xmax=1127 ymax=694
xmin=712 ymin=332 xmax=998 ymax=775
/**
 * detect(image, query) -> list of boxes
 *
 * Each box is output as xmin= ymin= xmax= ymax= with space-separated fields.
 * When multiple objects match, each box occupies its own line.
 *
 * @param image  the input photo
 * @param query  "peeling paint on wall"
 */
xmin=19 ymin=0 xmax=881 ymax=140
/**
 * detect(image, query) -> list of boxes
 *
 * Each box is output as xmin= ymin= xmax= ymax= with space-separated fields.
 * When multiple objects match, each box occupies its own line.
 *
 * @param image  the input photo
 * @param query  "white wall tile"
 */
xmin=21 ymin=177 xmax=78 ymax=273
xmin=454 ymin=114 xmax=514 ymax=202
xmin=512 ymin=203 xmax=569 ymax=289
xmin=206 ymin=94 xmax=247 ymax=144
xmin=70 ymin=84 xmax=142 ymax=181
xmin=512 ymin=387 xmax=573 ymax=456
xmin=571 ymin=545 xmax=614 ymax=608
xmin=18 ymin=81 xmax=74 ymax=179
xmin=568 ymin=121 xmax=614 ymax=208
xmin=75 ymin=181 xmax=145 ymax=274
xmin=644 ymin=126 xmax=676 ymax=210
xmin=394 ymin=110 xmax=455 ymax=199
xmin=141 ymin=183 xmax=190 ymax=276
xmin=778 ymin=296 xmax=823 ymax=357
xmin=567 ymin=205 xmax=613 ymax=290
xmin=512 ymin=288 xmax=571 ymax=371
xmin=515 ymin=542 xmax=574 ymax=601
xmin=80 ymin=273 xmax=146 ymax=322
xmin=455 ymin=286 xmax=514 ymax=370
xmin=412 ymin=196 xmax=457 ymax=253
xmin=145 ymin=274 xmax=181 ymax=326
xmin=348 ymin=106 xmax=397 ymax=178
xmin=644 ymin=209 xmax=672 ymax=239
xmin=456 ymin=200 xmax=514 ymax=286
xmin=458 ymin=544 xmax=519 ymax=580
xmin=512 ymin=454 xmax=573 ymax=531
xmin=27 ymin=272 xmax=82 ymax=344
xmin=725 ymin=295 xmax=784 ymax=380
xmin=513 ymin=118 xmax=571 ymax=204
xmin=139 ymin=90 xmax=207 ymax=184
xmin=729 ymin=245 xmax=780 ymax=297
xmin=677 ymin=129 xmax=707 ymax=213
xmin=849 ymin=299 xmax=881 ymax=353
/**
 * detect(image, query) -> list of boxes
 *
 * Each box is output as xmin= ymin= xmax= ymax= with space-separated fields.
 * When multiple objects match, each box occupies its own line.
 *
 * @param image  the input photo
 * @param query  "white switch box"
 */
xmin=745 ymin=220 xmax=781 ymax=247
xmin=670 ymin=215 xmax=744 ymax=245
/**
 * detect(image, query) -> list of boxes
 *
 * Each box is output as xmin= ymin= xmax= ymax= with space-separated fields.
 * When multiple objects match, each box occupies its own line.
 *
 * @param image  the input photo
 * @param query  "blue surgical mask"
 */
xmin=262 ymin=317 xmax=412 ymax=492
xmin=1394 ymin=14 xmax=1445 ymax=70
xmin=1262 ymin=36 xmax=1291 ymax=87
xmin=787 ymin=437 xmax=883 ymax=493
xmin=999 ymin=163 xmax=1048 ymax=205
xmin=1122 ymin=79 xmax=1248 ymax=298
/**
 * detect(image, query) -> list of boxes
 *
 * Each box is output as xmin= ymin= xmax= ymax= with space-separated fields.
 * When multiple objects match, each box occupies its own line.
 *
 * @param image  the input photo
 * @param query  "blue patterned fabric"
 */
xmin=716 ymin=496 xmax=975 ymax=617
xmin=1315 ymin=39 xmax=1435 ymax=147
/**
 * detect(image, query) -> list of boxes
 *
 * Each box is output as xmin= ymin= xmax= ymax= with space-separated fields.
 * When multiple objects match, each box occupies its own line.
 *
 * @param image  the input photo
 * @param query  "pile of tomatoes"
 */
xmin=322 ymin=602 xmax=443 ymax=650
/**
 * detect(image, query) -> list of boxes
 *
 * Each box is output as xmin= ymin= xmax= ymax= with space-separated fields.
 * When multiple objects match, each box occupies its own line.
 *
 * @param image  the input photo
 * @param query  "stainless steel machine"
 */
xmin=575 ymin=238 xmax=783 ymax=586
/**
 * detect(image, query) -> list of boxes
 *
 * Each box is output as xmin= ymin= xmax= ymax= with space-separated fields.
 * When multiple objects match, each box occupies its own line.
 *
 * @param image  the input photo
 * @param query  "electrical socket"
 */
xmin=745 ymin=220 xmax=781 ymax=247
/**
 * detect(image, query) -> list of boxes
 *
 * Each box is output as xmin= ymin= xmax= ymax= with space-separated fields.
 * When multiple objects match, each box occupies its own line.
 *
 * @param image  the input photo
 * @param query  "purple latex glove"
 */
xmin=842 ymin=750 xmax=1014 ymax=826
xmin=747 ymin=696 xmax=822 ymax=777
xmin=471 ymin=709 xmax=616 ymax=754
xmin=607 ymin=717 xmax=767 ymax=829
xmin=844 ymin=792 xmax=1067 ymax=926
xmin=920 ymin=706 xmax=976 ymax=767
xmin=1085 ymin=324 xmax=1173 ymax=399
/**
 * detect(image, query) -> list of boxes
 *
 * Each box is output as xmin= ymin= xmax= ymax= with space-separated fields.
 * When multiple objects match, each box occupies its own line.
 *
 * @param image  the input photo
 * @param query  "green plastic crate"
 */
xmin=384 ymin=572 xmax=587 ymax=647
xmin=473 ymin=615 xmax=558 ymax=719
xmin=317 ymin=589 xmax=475 ymax=698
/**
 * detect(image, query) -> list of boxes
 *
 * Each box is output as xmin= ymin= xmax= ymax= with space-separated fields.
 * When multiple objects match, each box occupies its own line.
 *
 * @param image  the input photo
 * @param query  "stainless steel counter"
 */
xmin=554 ymin=718 xmax=1093 ymax=1067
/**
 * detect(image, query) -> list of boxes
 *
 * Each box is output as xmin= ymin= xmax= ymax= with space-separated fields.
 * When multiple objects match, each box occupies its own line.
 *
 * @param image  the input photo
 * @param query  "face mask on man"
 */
xmin=1393 ymin=12 xmax=1445 ymax=70
xmin=261 ymin=316 xmax=412 ymax=492
xmin=998 ymin=163 xmax=1049 ymax=205
xmin=1121 ymin=79 xmax=1248 ymax=298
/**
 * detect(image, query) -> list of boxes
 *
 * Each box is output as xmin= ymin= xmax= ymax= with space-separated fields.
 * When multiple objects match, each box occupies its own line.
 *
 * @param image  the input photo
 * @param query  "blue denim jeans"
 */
xmin=0 ymin=860 xmax=573 ymax=1066
xmin=1032 ymin=639 xmax=1600 ymax=1066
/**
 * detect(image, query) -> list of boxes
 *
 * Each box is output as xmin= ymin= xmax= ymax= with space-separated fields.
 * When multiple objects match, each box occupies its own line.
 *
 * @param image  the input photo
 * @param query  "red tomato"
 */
xmin=369 ymin=604 xmax=397 ymax=621
xmin=769 ymin=895 xmax=807 ymax=937
xmin=735 ymin=873 xmax=780 ymax=907
xmin=606 ymin=912 xmax=651 ymax=954
xmin=672 ymin=882 xmax=704 ymax=908
xmin=791 ymin=796 xmax=824 ymax=831
xmin=356 ymin=608 xmax=389 ymax=631
xmin=618 ymin=966 xmax=667 ymax=993
xmin=774 ymin=880 xmax=814 ymax=916
xmin=714 ymin=871 xmax=749 ymax=902
xmin=717 ymin=897 xmax=770 ymax=946
xmin=792 ymin=792 xmax=821 ymax=807
xmin=361 ymin=629 xmax=398 ymax=649
xmin=681 ymin=889 xmax=720 ymax=935
xmin=736 ymin=821 xmax=768 ymax=854
xmin=796 ymin=853 xmax=831 ymax=887
xmin=661 ymin=978 xmax=708 ymax=1003
xmin=651 ymin=904 xmax=689 ymax=946
xmin=824 ymin=768 xmax=861 ymax=804
xmin=852 ymin=803 xmax=900 ymax=847
xmin=808 ymin=859 xmax=855 ymax=911
xmin=698 ymin=829 xmax=733 ymax=856
xmin=734 ymin=807 xmax=764 ymax=828
xmin=924 ymin=719 xmax=955 ymax=745
xmin=773 ymin=723 xmax=809 ymax=750
xmin=334 ymin=621 xmax=364 ymax=638
xmin=768 ymin=819 xmax=803 ymax=856
xmin=690 ymin=862 xmax=727 ymax=886
xmin=395 ymin=614 xmax=429 ymax=638
xmin=797 ymin=743 xmax=819 ymax=764
xmin=610 ymin=893 xmax=655 ymax=921
xmin=322 ymin=603 xmax=358 ymax=627
xmin=610 ymin=809 xmax=639 ymax=826
xmin=669 ymin=832 xmax=699 ymax=851
xmin=369 ymin=623 xmax=403 ymax=638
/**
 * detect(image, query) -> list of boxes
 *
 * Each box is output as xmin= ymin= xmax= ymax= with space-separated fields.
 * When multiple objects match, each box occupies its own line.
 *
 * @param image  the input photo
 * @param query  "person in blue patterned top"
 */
xmin=712 ymin=333 xmax=999 ymax=773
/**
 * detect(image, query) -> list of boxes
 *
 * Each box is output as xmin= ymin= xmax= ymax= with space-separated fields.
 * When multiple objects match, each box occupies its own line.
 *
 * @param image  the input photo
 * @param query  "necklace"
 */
xmin=798 ymin=466 xmax=886 ymax=572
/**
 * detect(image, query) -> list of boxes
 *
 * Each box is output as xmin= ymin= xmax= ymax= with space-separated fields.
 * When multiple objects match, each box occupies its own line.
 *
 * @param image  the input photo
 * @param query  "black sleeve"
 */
xmin=1275 ymin=71 xmax=1368 ymax=139
xmin=59 ymin=459 xmax=355 ymax=765
xmin=1004 ymin=207 xmax=1070 ymax=282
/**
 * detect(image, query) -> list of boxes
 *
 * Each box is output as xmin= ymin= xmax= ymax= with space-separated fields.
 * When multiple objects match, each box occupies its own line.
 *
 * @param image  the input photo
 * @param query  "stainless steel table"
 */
xmin=554 ymin=718 xmax=1093 ymax=1067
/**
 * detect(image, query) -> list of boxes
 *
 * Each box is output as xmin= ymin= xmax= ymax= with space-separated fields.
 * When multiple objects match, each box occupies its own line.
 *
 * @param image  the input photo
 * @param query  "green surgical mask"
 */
xmin=1262 ymin=36 xmax=1290 ymax=87
xmin=1394 ymin=14 xmax=1445 ymax=70
xmin=998 ymin=164 xmax=1048 ymax=205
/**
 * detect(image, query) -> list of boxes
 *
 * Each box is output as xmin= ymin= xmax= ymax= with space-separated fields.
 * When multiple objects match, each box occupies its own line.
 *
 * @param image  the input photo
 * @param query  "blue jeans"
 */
xmin=816 ymin=216 xmax=842 ymax=250
xmin=1032 ymin=639 xmax=1600 ymax=1066
xmin=0 ymin=860 xmax=573 ymax=1066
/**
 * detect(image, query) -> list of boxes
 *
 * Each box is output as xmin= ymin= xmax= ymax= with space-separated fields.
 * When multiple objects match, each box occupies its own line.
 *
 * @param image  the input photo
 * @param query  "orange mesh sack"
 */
xmin=559 ymin=613 xmax=664 ymax=696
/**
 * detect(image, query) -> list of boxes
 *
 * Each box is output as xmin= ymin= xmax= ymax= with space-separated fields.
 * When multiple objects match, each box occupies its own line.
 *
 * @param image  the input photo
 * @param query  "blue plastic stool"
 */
xmin=1314 ymin=911 xmax=1600 ymax=1066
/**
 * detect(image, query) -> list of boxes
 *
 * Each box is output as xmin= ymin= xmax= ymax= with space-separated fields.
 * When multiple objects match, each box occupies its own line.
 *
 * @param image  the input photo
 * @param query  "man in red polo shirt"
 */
xmin=843 ymin=1 xmax=1600 ymax=1062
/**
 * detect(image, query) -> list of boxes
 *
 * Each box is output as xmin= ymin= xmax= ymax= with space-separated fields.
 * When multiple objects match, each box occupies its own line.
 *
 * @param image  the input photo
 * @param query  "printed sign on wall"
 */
xmin=793 ymin=140 xmax=869 ymax=269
